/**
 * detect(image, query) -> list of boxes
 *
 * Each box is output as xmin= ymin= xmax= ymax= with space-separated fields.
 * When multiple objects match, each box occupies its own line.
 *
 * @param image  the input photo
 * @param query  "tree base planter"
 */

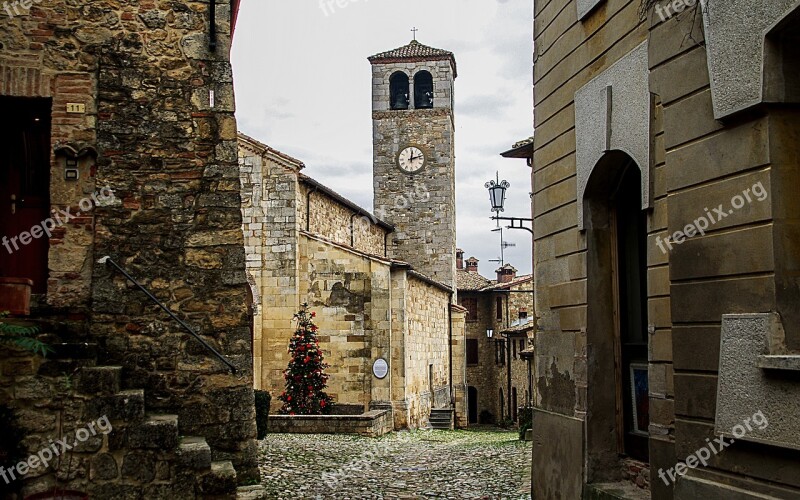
xmin=269 ymin=409 xmax=393 ymax=437
xmin=0 ymin=278 xmax=34 ymax=316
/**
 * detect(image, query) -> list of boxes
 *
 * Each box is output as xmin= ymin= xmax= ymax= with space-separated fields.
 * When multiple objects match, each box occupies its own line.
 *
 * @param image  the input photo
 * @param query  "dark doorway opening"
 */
xmin=0 ymin=97 xmax=52 ymax=293
xmin=468 ymin=386 xmax=478 ymax=424
xmin=613 ymin=165 xmax=649 ymax=462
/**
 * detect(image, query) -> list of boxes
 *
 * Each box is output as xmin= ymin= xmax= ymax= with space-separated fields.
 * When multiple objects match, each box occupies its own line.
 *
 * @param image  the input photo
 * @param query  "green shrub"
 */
xmin=0 ymin=312 xmax=50 ymax=356
xmin=255 ymin=390 xmax=271 ymax=439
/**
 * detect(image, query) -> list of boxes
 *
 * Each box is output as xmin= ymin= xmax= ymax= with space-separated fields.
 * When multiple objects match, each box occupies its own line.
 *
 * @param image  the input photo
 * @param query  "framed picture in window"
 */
xmin=629 ymin=362 xmax=649 ymax=436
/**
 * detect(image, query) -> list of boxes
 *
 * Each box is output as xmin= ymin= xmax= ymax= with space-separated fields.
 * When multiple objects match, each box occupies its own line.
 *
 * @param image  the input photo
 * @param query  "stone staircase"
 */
xmin=428 ymin=408 xmax=454 ymax=430
xmin=15 ymin=333 xmax=267 ymax=499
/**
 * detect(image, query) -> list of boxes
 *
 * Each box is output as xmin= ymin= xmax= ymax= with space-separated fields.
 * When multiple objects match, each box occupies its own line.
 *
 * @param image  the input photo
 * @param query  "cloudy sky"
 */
xmin=231 ymin=0 xmax=534 ymax=276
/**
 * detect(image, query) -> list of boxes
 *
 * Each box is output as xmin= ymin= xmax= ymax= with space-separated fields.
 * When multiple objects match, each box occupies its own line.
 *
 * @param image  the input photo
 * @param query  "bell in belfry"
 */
xmin=393 ymin=92 xmax=409 ymax=110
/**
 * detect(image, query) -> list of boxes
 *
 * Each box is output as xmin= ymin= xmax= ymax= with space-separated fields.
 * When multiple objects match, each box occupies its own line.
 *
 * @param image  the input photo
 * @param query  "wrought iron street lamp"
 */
xmin=485 ymin=173 xmax=509 ymax=213
xmin=485 ymin=172 xmax=533 ymax=234
xmin=486 ymin=329 xmax=494 ymax=339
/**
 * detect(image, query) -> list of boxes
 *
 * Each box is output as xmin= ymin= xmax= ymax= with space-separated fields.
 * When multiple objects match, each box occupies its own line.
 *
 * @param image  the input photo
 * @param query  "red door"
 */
xmin=0 ymin=97 xmax=51 ymax=293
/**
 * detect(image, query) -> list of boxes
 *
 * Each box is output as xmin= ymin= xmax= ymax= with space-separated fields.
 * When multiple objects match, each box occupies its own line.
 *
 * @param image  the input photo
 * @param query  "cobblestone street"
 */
xmin=258 ymin=429 xmax=532 ymax=499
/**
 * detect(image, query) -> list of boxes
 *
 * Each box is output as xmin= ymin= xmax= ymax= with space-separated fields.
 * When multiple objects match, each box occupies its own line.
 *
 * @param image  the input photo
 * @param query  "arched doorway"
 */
xmin=468 ymin=386 xmax=478 ymax=424
xmin=584 ymin=151 xmax=650 ymax=481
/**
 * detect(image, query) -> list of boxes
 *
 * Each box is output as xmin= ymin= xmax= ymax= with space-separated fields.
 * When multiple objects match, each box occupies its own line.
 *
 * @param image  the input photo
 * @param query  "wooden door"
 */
xmin=0 ymin=97 xmax=51 ymax=293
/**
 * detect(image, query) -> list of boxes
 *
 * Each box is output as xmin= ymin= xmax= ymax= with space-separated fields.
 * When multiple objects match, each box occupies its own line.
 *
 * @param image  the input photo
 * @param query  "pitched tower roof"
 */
xmin=368 ymin=40 xmax=457 ymax=77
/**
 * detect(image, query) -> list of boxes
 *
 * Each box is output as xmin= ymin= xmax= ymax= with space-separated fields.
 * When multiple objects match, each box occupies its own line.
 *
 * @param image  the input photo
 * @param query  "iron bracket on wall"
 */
xmin=492 ymin=216 xmax=534 ymax=235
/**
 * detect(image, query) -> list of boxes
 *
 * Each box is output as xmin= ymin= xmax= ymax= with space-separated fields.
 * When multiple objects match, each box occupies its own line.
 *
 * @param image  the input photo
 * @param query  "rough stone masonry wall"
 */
xmin=59 ymin=0 xmax=258 ymax=483
xmin=403 ymin=275 xmax=452 ymax=428
xmin=300 ymin=183 xmax=388 ymax=258
xmin=372 ymin=58 xmax=457 ymax=292
xmin=462 ymin=292 xmax=502 ymax=422
xmin=238 ymin=146 xmax=266 ymax=388
xmin=240 ymin=144 xmax=302 ymax=394
xmin=0 ymin=8 xmax=99 ymax=310
xmin=299 ymin=233 xmax=393 ymax=410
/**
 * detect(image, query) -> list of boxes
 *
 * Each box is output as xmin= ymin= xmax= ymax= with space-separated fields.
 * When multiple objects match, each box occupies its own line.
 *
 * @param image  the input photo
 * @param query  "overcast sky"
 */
xmin=231 ymin=0 xmax=534 ymax=277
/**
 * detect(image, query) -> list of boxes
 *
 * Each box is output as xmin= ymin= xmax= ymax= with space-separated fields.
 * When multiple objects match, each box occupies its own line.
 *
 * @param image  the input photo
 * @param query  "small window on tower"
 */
xmin=496 ymin=297 xmax=503 ymax=321
xmin=390 ymin=72 xmax=410 ymax=110
xmin=414 ymin=70 xmax=434 ymax=109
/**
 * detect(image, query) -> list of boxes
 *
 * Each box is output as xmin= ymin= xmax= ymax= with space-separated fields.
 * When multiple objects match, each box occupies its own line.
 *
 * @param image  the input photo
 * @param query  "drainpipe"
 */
xmin=449 ymin=292 xmax=454 ymax=413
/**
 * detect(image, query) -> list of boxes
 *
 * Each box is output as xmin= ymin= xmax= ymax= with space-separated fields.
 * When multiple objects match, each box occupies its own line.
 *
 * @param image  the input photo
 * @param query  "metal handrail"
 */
xmin=98 ymin=256 xmax=237 ymax=374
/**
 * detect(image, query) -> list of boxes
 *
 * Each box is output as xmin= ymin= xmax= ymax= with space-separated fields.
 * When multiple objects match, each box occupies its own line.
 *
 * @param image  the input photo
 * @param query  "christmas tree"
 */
xmin=278 ymin=304 xmax=333 ymax=415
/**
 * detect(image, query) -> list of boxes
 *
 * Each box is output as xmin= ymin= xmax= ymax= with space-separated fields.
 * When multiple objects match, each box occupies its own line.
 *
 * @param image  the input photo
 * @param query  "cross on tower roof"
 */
xmin=411 ymin=27 xmax=419 ymax=40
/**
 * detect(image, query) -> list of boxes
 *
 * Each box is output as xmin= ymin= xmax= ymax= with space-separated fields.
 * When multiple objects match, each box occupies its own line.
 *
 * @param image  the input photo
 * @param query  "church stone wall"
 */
xmin=237 ymin=142 xmax=302 ymax=393
xmin=299 ymin=183 xmax=388 ymax=257
xmin=298 ymin=233 xmax=392 ymax=409
xmin=403 ymin=275 xmax=452 ymax=428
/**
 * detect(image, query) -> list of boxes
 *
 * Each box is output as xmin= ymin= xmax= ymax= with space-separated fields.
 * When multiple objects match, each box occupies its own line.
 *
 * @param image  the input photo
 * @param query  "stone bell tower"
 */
xmin=369 ymin=40 xmax=457 ymax=292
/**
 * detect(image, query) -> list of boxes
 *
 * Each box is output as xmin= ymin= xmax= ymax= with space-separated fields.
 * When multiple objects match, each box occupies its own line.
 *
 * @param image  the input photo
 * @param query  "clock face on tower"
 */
xmin=397 ymin=146 xmax=426 ymax=173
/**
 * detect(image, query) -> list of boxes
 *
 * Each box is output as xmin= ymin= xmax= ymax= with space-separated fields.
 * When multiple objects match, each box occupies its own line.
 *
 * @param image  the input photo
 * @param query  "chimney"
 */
xmin=466 ymin=257 xmax=479 ymax=274
xmin=456 ymin=249 xmax=464 ymax=270
xmin=496 ymin=264 xmax=518 ymax=283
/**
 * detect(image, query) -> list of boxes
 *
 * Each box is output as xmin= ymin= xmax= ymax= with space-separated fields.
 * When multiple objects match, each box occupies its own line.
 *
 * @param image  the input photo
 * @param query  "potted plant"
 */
xmin=0 ymin=277 xmax=34 ymax=316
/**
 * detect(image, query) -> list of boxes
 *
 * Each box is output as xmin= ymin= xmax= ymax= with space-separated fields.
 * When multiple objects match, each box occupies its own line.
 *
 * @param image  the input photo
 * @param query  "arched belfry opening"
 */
xmin=390 ymin=72 xmax=410 ymax=110
xmin=583 ymin=150 xmax=650 ymax=481
xmin=414 ymin=70 xmax=434 ymax=109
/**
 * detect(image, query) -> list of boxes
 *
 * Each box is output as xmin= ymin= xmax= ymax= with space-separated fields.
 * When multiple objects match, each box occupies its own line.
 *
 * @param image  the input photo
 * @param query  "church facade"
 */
xmin=238 ymin=40 xmax=468 ymax=430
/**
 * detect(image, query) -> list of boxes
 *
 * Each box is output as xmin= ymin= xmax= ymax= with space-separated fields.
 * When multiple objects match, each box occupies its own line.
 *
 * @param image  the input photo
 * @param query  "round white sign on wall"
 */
xmin=373 ymin=358 xmax=389 ymax=379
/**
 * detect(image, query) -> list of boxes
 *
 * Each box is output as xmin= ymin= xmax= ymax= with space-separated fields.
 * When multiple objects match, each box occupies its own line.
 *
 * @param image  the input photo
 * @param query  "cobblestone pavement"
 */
xmin=258 ymin=429 xmax=532 ymax=499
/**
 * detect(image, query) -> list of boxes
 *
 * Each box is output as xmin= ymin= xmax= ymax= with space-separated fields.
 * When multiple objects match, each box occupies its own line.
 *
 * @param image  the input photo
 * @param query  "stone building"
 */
xmin=529 ymin=0 xmax=800 ymax=498
xmin=238 ymin=39 xmax=469 ymax=431
xmin=0 ymin=1 xmax=265 ymax=498
xmin=456 ymin=252 xmax=534 ymax=425
xmin=239 ymin=132 xmax=467 ymax=430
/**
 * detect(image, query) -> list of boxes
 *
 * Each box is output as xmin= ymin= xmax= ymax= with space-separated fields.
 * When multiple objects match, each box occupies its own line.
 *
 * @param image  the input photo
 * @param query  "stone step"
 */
xmin=37 ymin=342 xmax=99 ymax=376
xmin=177 ymin=436 xmax=212 ymax=471
xmin=584 ymin=482 xmax=651 ymax=500
xmin=200 ymin=460 xmax=238 ymax=496
xmin=77 ymin=366 xmax=122 ymax=395
xmin=84 ymin=389 xmax=145 ymax=422
xmin=237 ymin=485 xmax=268 ymax=499
xmin=128 ymin=414 xmax=179 ymax=450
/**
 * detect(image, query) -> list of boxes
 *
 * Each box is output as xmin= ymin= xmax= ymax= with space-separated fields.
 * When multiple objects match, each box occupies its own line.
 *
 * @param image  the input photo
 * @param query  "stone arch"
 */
xmin=246 ymin=273 xmax=260 ymax=316
xmin=574 ymin=41 xmax=650 ymax=230
xmin=389 ymin=71 xmax=410 ymax=110
xmin=413 ymin=70 xmax=434 ymax=109
xmin=583 ymin=150 xmax=650 ymax=480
